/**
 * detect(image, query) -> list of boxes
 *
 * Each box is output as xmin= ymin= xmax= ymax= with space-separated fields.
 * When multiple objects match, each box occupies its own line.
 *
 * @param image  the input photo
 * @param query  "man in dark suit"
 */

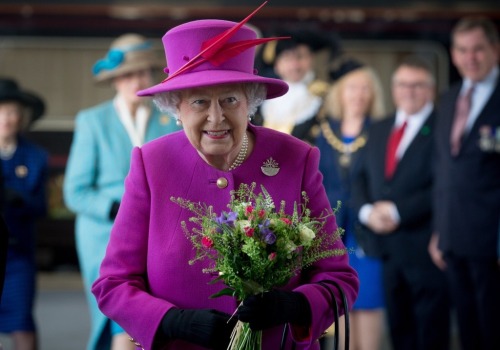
xmin=353 ymin=57 xmax=450 ymax=350
xmin=429 ymin=17 xmax=500 ymax=350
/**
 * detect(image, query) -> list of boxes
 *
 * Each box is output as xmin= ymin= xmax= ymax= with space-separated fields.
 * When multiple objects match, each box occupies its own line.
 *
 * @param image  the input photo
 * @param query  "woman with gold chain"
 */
xmin=309 ymin=59 xmax=387 ymax=350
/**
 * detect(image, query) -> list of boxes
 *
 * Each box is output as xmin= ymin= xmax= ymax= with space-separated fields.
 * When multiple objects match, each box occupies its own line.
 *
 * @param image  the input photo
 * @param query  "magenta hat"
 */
xmin=137 ymin=3 xmax=288 ymax=99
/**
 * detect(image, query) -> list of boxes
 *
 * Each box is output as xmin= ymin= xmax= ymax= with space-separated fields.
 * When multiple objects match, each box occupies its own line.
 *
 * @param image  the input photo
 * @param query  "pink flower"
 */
xmin=245 ymin=206 xmax=254 ymax=216
xmin=258 ymin=209 xmax=266 ymax=219
xmin=201 ymin=236 xmax=214 ymax=248
xmin=244 ymin=227 xmax=254 ymax=237
xmin=280 ymin=218 xmax=292 ymax=225
xmin=268 ymin=252 xmax=277 ymax=261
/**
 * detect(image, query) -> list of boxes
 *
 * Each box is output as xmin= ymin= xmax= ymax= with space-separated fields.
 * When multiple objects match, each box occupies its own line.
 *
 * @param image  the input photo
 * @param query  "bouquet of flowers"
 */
xmin=171 ymin=182 xmax=345 ymax=350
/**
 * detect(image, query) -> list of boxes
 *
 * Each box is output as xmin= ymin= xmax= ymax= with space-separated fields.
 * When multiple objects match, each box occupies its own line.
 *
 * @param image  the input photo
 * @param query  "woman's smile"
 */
xmin=204 ymin=129 xmax=231 ymax=139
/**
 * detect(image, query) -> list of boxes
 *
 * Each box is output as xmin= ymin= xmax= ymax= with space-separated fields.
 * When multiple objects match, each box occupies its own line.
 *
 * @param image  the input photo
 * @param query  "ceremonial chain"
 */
xmin=320 ymin=120 xmax=366 ymax=167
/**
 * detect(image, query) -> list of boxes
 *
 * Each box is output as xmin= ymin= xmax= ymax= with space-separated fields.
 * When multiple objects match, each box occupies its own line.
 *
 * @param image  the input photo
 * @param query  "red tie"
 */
xmin=385 ymin=120 xmax=407 ymax=179
xmin=450 ymin=86 xmax=474 ymax=156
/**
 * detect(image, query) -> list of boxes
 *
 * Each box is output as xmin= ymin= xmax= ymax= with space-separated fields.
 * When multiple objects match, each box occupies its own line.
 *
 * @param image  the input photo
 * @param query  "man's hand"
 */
xmin=428 ymin=232 xmax=446 ymax=270
xmin=366 ymin=201 xmax=398 ymax=234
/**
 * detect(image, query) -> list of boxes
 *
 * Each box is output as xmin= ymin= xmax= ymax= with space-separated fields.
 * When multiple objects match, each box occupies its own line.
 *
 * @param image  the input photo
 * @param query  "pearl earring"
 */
xmin=176 ymin=119 xmax=182 ymax=127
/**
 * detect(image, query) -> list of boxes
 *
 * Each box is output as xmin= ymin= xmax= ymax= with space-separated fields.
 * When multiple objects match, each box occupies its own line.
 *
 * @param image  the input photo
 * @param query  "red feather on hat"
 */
xmin=162 ymin=1 xmax=288 ymax=82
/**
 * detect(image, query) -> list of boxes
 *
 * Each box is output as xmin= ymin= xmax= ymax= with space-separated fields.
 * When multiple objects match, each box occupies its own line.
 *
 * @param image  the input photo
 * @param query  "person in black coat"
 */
xmin=429 ymin=17 xmax=500 ymax=350
xmin=0 ymin=216 xmax=7 ymax=302
xmin=353 ymin=57 xmax=450 ymax=350
xmin=0 ymin=168 xmax=7 ymax=302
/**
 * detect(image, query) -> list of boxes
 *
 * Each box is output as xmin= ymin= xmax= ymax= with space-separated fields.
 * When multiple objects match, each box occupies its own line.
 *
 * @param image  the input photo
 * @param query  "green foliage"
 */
xmin=171 ymin=182 xmax=346 ymax=301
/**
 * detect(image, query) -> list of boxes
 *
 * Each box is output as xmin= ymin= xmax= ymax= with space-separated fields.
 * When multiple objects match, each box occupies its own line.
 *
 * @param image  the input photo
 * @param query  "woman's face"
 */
xmin=177 ymin=84 xmax=249 ymax=167
xmin=113 ymin=69 xmax=154 ymax=105
xmin=340 ymin=70 xmax=373 ymax=118
xmin=0 ymin=101 xmax=23 ymax=140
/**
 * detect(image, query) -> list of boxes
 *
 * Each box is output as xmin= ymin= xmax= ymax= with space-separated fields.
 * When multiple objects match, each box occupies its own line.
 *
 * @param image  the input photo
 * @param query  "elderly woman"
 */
xmin=63 ymin=33 xmax=181 ymax=350
xmin=0 ymin=78 xmax=48 ymax=350
xmin=91 ymin=6 xmax=359 ymax=350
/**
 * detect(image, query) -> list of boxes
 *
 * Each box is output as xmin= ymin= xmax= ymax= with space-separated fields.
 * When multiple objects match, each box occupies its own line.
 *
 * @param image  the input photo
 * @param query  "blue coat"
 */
xmin=63 ymin=99 xmax=181 ymax=350
xmin=1 ymin=137 xmax=47 ymax=332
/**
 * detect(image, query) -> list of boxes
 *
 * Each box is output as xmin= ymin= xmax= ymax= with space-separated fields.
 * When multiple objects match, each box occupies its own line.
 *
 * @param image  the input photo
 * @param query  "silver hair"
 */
xmin=153 ymin=83 xmax=267 ymax=120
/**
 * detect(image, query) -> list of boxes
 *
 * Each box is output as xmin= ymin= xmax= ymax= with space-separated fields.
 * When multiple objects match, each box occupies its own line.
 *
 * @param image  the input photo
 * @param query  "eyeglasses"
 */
xmin=393 ymin=81 xmax=432 ymax=90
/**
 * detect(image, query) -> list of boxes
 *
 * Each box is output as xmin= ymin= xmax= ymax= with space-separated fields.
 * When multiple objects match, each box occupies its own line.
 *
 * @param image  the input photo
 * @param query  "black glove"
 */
xmin=237 ymin=290 xmax=311 ymax=330
xmin=109 ymin=201 xmax=120 ymax=220
xmin=161 ymin=308 xmax=236 ymax=349
xmin=5 ymin=188 xmax=24 ymax=207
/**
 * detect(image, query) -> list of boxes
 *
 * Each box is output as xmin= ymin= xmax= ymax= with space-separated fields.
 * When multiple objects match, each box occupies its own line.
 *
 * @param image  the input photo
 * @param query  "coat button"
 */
xmin=216 ymin=177 xmax=228 ymax=189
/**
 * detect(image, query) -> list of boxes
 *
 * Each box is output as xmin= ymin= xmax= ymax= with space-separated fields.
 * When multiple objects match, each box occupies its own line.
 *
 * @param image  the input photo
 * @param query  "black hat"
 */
xmin=0 ymin=78 xmax=45 ymax=124
xmin=329 ymin=58 xmax=365 ymax=82
xmin=260 ymin=29 xmax=341 ymax=67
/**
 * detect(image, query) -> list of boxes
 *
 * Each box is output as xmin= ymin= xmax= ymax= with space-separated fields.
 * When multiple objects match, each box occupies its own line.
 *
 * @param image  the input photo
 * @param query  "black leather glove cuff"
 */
xmin=160 ymin=308 xmax=235 ymax=349
xmin=237 ymin=290 xmax=312 ymax=330
xmin=109 ymin=201 xmax=120 ymax=220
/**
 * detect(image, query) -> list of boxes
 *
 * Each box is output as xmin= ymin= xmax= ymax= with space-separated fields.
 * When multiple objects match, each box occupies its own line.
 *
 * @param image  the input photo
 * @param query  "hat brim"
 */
xmin=0 ymin=91 xmax=45 ymax=123
xmin=94 ymin=59 xmax=165 ymax=84
xmin=137 ymin=70 xmax=289 ymax=99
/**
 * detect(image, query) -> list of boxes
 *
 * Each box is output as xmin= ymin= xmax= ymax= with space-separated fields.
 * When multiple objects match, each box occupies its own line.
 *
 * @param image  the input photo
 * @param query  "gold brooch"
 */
xmin=15 ymin=165 xmax=28 ymax=178
xmin=261 ymin=157 xmax=279 ymax=176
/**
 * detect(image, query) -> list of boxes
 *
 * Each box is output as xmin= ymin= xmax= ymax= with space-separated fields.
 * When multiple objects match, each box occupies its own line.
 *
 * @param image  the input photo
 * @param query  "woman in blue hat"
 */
xmin=63 ymin=33 xmax=181 ymax=350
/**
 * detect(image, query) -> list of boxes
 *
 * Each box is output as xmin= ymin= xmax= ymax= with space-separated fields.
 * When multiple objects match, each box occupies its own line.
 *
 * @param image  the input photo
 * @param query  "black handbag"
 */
xmin=281 ymin=280 xmax=350 ymax=350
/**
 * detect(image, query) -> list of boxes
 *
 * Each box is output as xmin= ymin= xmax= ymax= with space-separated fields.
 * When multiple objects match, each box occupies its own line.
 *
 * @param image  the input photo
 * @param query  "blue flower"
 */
xmin=263 ymin=232 xmax=276 ymax=245
xmin=215 ymin=211 xmax=238 ymax=227
xmin=258 ymin=219 xmax=276 ymax=244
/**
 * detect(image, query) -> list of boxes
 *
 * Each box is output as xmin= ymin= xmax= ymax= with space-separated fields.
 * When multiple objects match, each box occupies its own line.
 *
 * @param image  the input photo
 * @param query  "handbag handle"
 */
xmin=317 ymin=280 xmax=350 ymax=350
xmin=280 ymin=280 xmax=350 ymax=350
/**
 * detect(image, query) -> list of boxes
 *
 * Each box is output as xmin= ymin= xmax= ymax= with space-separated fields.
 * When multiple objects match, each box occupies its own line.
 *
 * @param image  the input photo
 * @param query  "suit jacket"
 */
xmin=353 ymin=112 xmax=435 ymax=264
xmin=63 ymin=99 xmax=181 ymax=350
xmin=434 ymin=74 xmax=500 ymax=259
xmin=92 ymin=124 xmax=359 ymax=350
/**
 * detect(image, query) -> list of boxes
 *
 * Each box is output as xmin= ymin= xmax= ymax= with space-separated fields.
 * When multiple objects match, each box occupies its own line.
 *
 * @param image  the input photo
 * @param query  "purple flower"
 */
xmin=263 ymin=232 xmax=276 ymax=244
xmin=215 ymin=211 xmax=238 ymax=228
xmin=258 ymin=219 xmax=276 ymax=244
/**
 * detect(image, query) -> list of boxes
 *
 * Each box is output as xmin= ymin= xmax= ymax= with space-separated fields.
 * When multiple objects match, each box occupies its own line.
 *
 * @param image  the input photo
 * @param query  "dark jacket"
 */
xmin=433 ymin=76 xmax=500 ymax=259
xmin=353 ymin=112 xmax=436 ymax=264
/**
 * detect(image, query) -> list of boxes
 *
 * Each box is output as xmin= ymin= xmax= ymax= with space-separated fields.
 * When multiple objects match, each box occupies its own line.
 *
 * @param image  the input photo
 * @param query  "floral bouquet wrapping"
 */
xmin=171 ymin=182 xmax=345 ymax=350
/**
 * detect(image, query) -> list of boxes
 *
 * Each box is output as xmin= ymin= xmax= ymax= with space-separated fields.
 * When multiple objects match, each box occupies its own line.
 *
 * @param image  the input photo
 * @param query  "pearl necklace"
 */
xmin=228 ymin=132 xmax=248 ymax=171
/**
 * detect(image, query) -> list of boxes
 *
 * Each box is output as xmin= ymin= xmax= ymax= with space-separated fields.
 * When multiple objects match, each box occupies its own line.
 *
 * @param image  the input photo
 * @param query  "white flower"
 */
xmin=237 ymin=220 xmax=251 ymax=231
xmin=299 ymin=224 xmax=315 ymax=244
xmin=285 ymin=241 xmax=297 ymax=253
xmin=235 ymin=202 xmax=252 ymax=212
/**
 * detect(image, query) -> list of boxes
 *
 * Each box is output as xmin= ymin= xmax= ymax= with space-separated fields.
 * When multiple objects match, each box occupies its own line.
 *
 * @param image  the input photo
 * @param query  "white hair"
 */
xmin=153 ymin=83 xmax=267 ymax=120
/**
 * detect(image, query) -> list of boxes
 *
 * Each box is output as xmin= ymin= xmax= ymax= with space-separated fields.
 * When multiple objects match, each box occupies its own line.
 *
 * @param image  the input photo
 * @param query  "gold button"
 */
xmin=216 ymin=177 xmax=228 ymax=189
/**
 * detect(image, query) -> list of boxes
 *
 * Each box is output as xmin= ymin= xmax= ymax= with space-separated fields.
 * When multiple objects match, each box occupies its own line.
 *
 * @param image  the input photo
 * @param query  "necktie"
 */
xmin=385 ymin=120 xmax=407 ymax=179
xmin=450 ymin=86 xmax=474 ymax=156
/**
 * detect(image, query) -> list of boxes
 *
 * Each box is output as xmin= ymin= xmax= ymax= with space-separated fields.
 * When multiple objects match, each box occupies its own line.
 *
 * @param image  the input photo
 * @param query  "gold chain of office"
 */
xmin=320 ymin=120 xmax=367 ymax=167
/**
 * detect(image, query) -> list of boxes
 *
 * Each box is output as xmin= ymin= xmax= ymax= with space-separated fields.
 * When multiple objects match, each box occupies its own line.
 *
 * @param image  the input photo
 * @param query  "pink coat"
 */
xmin=92 ymin=124 xmax=359 ymax=350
